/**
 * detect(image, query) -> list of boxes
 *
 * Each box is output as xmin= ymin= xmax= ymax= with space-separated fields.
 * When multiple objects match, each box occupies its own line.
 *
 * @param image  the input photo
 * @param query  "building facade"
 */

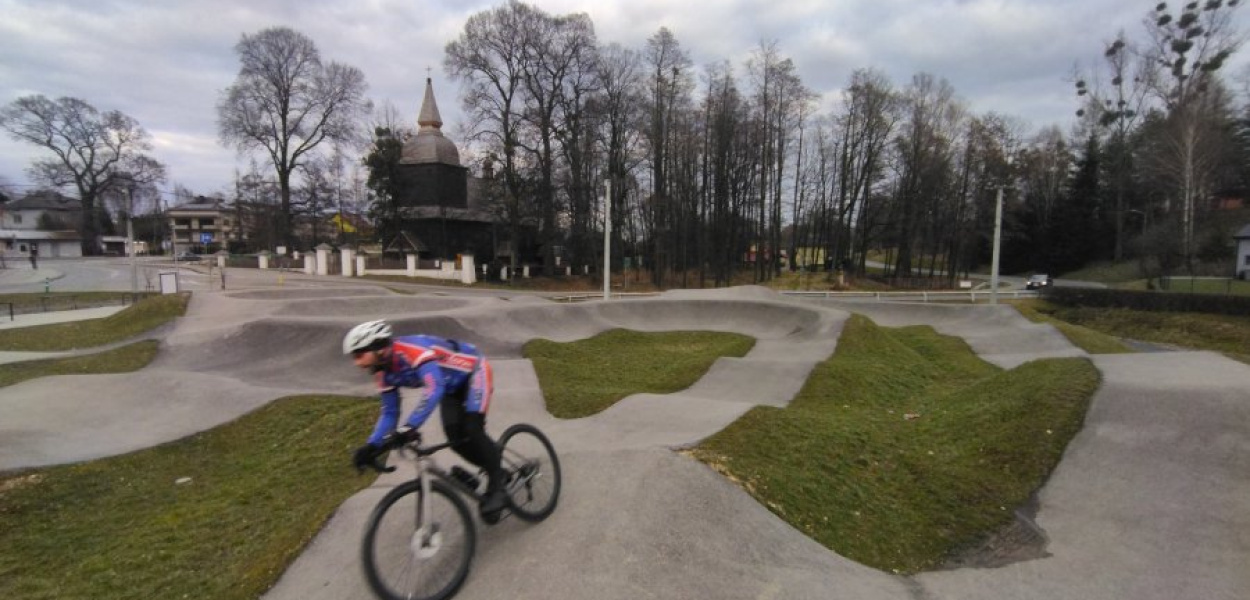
xmin=392 ymin=79 xmax=497 ymax=261
xmin=167 ymin=198 xmax=236 ymax=254
xmin=0 ymin=190 xmax=83 ymax=258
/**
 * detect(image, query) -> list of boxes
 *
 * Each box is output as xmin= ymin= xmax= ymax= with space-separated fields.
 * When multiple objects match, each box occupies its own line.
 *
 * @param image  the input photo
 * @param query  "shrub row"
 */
xmin=1045 ymin=286 xmax=1250 ymax=316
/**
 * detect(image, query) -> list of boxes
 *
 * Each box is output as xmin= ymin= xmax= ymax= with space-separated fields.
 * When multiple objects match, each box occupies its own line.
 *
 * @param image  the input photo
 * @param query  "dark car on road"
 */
xmin=1026 ymin=273 xmax=1053 ymax=290
xmin=174 ymin=251 xmax=201 ymax=262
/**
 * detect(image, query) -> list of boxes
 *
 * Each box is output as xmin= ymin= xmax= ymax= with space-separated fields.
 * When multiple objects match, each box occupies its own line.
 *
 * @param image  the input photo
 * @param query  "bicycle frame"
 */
xmin=398 ymin=440 xmax=485 ymax=533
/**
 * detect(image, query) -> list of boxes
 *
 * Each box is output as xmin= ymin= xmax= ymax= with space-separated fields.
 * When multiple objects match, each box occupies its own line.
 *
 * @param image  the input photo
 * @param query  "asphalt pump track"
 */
xmin=1 ymin=286 xmax=1246 ymax=599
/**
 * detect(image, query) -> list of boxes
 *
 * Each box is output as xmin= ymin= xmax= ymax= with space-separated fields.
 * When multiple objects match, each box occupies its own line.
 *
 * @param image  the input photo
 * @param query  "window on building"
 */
xmin=175 ymin=219 xmax=191 ymax=228
xmin=13 ymin=215 xmax=22 ymax=224
xmin=201 ymin=218 xmax=215 ymax=227
xmin=1244 ymin=254 xmax=1249 ymax=266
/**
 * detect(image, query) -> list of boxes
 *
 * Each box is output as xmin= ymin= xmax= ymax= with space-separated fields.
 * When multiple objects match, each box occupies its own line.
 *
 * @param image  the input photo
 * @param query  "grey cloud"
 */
xmin=1 ymin=0 xmax=1247 ymax=194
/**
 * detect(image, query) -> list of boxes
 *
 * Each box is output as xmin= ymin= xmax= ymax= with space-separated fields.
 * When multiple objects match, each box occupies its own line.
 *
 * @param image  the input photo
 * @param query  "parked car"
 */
xmin=174 ymin=251 xmax=201 ymax=262
xmin=1026 ymin=273 xmax=1053 ymax=290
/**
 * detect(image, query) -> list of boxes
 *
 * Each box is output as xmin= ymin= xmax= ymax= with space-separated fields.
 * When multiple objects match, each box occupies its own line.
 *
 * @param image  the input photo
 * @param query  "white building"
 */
xmin=1235 ymin=224 xmax=1250 ymax=280
xmin=0 ymin=190 xmax=83 ymax=259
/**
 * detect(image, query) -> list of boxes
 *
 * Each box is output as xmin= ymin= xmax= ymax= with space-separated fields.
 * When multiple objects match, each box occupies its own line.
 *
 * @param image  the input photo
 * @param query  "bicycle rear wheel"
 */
xmin=498 ymin=423 xmax=561 ymax=522
xmin=361 ymin=479 xmax=475 ymax=600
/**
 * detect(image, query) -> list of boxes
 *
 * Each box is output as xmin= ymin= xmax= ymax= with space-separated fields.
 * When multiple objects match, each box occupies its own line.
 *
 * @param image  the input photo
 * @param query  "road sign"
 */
xmin=200 ymin=232 xmax=212 ymax=244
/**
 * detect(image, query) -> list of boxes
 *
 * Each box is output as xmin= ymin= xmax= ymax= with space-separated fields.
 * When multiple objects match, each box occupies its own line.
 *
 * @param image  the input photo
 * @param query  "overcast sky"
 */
xmin=2 ymin=0 xmax=1248 ymax=200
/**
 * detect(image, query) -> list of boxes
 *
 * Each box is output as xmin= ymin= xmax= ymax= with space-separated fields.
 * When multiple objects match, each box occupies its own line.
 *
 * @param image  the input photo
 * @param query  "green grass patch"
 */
xmin=1010 ymin=300 xmax=1134 ymax=354
xmin=0 ymin=293 xmax=189 ymax=352
xmin=690 ymin=315 xmax=1100 ymax=573
xmin=1026 ymin=300 xmax=1250 ymax=362
xmin=1155 ymin=277 xmax=1250 ymax=296
xmin=1059 ymin=261 xmax=1146 ymax=284
xmin=0 ymin=341 xmax=160 ymax=388
xmin=1112 ymin=277 xmax=1250 ymax=295
xmin=524 ymin=329 xmax=755 ymax=418
xmin=0 ymin=395 xmax=377 ymax=600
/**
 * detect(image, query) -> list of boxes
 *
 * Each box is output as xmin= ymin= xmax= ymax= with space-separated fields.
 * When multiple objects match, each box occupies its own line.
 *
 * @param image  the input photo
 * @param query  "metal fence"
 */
xmin=548 ymin=290 xmax=1039 ymax=303
xmin=780 ymin=290 xmax=1040 ymax=303
xmin=1 ymin=293 xmax=149 ymax=319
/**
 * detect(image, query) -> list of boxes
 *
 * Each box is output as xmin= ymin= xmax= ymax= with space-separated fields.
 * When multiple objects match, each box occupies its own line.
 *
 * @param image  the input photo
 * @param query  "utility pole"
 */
xmin=990 ymin=156 xmax=1012 ymax=305
xmin=603 ymin=178 xmax=612 ymax=300
xmin=125 ymin=180 xmax=138 ymax=294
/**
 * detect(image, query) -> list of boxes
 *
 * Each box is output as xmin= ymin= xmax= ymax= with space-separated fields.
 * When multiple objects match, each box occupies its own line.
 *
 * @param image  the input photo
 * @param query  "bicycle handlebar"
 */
xmin=358 ymin=433 xmax=458 ymax=474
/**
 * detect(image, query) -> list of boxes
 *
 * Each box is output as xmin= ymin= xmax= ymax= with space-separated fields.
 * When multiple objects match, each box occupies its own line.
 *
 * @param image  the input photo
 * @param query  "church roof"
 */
xmin=401 ymin=78 xmax=461 ymax=167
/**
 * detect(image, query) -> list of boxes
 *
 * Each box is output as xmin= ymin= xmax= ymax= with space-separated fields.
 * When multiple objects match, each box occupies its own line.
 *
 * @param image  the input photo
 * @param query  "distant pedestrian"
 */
xmin=29 ymin=244 xmax=37 ymax=270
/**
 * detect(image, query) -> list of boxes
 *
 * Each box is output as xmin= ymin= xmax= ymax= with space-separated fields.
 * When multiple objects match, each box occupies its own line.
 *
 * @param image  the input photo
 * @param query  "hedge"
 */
xmin=1044 ymin=286 xmax=1250 ymax=316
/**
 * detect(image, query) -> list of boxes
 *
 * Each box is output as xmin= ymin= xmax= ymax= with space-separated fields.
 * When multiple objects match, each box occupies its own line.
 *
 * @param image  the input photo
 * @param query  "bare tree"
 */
xmin=446 ymin=1 xmax=531 ymax=276
xmin=888 ymin=73 xmax=966 ymax=282
xmin=642 ymin=27 xmax=693 ymax=286
xmin=1076 ymin=32 xmax=1151 ymax=260
xmin=0 ymin=95 xmax=164 ymax=254
xmin=1139 ymin=0 xmax=1244 ymax=266
xmin=217 ymin=26 xmax=371 ymax=251
xmin=595 ymin=43 xmax=644 ymax=275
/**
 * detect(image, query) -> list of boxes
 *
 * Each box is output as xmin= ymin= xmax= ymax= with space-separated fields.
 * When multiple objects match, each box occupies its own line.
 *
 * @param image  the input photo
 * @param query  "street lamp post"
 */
xmin=602 ymin=178 xmax=612 ymax=300
xmin=990 ymin=156 xmax=1013 ymax=305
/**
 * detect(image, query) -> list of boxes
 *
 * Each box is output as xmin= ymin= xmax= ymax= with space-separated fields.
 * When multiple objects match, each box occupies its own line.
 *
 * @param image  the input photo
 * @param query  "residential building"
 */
xmin=0 ymin=190 xmax=83 ymax=258
xmin=167 ymin=197 xmax=235 ymax=254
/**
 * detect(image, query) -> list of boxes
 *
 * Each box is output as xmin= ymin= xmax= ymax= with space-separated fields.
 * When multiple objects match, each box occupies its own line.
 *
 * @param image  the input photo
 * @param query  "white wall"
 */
xmin=1239 ymin=239 xmax=1250 ymax=278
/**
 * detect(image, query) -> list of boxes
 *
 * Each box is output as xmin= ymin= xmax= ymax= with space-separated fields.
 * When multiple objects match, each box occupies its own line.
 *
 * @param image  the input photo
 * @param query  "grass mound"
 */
xmin=0 ymin=395 xmax=376 ymax=600
xmin=0 ymin=293 xmax=189 ymax=352
xmin=690 ymin=315 xmax=1100 ymax=573
xmin=524 ymin=329 xmax=755 ymax=418
xmin=0 ymin=341 xmax=160 ymax=388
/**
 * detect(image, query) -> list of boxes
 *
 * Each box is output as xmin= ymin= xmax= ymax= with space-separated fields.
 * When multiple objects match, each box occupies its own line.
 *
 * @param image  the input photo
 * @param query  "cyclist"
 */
xmin=343 ymin=320 xmax=507 ymax=522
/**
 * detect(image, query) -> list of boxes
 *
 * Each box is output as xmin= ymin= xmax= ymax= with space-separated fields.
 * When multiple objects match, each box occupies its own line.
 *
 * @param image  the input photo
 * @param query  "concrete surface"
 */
xmin=0 ymin=264 xmax=65 ymax=286
xmin=0 ymin=283 xmax=1246 ymax=600
xmin=0 ymin=305 xmax=126 ymax=331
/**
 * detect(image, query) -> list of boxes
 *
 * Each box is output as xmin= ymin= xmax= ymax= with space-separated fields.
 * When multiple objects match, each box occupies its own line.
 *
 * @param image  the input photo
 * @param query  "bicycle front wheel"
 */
xmin=361 ymin=479 xmax=476 ymax=600
xmin=499 ymin=423 xmax=561 ymax=522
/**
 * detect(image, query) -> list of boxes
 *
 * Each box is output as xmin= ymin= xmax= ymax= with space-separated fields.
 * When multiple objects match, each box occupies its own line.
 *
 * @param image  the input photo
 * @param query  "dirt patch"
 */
xmin=0 ymin=473 xmax=44 ymax=497
xmin=939 ymin=493 xmax=1050 ymax=570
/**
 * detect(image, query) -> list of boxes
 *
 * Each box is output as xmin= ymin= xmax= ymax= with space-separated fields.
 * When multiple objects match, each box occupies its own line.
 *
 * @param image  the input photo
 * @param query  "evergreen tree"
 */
xmin=363 ymin=127 xmax=405 ymax=248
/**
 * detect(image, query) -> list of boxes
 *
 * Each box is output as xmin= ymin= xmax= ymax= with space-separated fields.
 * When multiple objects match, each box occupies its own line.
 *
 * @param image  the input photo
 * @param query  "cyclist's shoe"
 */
xmin=480 ymin=488 xmax=507 ymax=525
xmin=449 ymin=465 xmax=481 ymax=492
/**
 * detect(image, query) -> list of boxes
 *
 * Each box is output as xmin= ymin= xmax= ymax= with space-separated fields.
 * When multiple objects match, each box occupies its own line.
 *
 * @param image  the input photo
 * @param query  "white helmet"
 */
xmin=343 ymin=320 xmax=393 ymax=354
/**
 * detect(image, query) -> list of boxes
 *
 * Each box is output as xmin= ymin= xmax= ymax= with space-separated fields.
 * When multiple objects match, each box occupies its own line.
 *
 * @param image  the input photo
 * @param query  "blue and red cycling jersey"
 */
xmin=368 ymin=334 xmax=494 ymax=446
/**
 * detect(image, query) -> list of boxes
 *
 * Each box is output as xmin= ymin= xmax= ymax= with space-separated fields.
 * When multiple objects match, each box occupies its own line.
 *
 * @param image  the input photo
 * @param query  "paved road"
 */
xmin=0 ymin=268 xmax=1244 ymax=599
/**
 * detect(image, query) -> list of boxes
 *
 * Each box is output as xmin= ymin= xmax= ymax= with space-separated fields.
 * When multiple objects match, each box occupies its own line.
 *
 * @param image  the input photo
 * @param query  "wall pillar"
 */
xmin=460 ymin=254 xmax=476 ymax=284
xmin=341 ymin=248 xmax=354 ymax=277
xmin=315 ymin=245 xmax=331 ymax=276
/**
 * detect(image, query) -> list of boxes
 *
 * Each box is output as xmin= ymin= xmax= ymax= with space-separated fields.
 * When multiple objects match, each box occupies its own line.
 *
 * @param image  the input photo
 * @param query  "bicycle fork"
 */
xmin=412 ymin=456 xmax=441 ymax=559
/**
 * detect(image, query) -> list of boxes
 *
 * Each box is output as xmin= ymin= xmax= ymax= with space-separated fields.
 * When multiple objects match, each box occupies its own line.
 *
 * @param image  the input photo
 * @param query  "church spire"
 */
xmin=417 ymin=77 xmax=443 ymax=131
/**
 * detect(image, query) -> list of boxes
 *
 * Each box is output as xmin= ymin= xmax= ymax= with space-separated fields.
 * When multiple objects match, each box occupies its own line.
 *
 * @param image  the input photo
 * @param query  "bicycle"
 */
xmin=358 ymin=423 xmax=561 ymax=600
